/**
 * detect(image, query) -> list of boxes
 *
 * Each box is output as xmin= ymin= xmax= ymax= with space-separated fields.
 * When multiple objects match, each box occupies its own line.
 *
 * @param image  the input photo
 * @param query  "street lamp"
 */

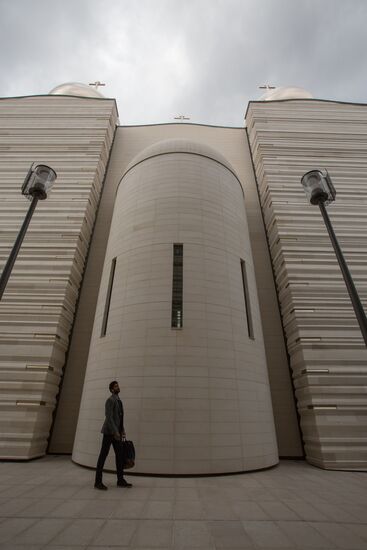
xmin=0 ymin=163 xmax=57 ymax=300
xmin=301 ymin=169 xmax=367 ymax=346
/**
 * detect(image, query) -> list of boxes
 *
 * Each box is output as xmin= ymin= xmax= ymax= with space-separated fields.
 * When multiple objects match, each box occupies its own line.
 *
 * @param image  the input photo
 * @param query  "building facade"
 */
xmin=0 ymin=85 xmax=365 ymax=472
xmin=246 ymin=97 xmax=367 ymax=470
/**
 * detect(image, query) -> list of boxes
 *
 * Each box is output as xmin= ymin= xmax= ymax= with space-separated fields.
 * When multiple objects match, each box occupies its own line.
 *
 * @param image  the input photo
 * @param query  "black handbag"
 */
xmin=121 ymin=438 xmax=135 ymax=469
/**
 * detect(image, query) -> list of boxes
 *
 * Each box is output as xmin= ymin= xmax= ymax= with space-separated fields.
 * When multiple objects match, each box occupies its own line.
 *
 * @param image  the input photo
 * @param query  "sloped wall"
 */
xmin=247 ymin=99 xmax=367 ymax=470
xmin=0 ymin=95 xmax=117 ymax=458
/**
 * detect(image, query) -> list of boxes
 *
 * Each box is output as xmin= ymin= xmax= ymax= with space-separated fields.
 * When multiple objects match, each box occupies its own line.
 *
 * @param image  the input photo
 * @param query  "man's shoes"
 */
xmin=94 ymin=482 xmax=108 ymax=490
xmin=117 ymin=479 xmax=133 ymax=488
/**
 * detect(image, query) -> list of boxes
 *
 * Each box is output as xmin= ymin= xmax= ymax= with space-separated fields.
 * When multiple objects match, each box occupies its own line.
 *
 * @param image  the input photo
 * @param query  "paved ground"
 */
xmin=0 ymin=456 xmax=366 ymax=549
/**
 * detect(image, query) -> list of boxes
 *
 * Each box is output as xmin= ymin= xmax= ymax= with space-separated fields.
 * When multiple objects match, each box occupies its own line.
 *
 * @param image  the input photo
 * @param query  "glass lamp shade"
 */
xmin=22 ymin=164 xmax=57 ymax=200
xmin=301 ymin=169 xmax=336 ymax=206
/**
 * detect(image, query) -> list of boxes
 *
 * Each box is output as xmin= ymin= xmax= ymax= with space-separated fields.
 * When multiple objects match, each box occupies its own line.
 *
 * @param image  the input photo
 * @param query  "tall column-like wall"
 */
xmin=73 ymin=139 xmax=278 ymax=474
xmin=246 ymin=99 xmax=367 ymax=470
xmin=0 ymin=95 xmax=118 ymax=459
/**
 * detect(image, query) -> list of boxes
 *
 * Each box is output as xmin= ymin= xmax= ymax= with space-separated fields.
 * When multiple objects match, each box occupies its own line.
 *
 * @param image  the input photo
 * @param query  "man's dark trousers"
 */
xmin=95 ymin=435 xmax=124 ymax=484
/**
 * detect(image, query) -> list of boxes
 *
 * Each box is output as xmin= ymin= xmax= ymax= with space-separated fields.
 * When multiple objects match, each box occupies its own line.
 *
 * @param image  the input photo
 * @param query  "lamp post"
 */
xmin=0 ymin=163 xmax=57 ymax=300
xmin=301 ymin=169 xmax=367 ymax=346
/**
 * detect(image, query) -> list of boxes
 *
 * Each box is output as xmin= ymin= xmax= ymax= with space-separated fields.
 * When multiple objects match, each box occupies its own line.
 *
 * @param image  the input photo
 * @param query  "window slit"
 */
xmin=101 ymin=257 xmax=116 ymax=337
xmin=171 ymin=244 xmax=183 ymax=328
xmin=240 ymin=259 xmax=254 ymax=339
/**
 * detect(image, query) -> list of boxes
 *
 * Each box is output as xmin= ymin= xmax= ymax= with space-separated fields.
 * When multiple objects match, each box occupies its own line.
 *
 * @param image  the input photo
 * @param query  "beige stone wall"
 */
xmin=73 ymin=139 xmax=278 ymax=474
xmin=52 ymin=123 xmax=301 ymax=458
xmin=0 ymin=95 xmax=117 ymax=459
xmin=246 ymin=99 xmax=367 ymax=470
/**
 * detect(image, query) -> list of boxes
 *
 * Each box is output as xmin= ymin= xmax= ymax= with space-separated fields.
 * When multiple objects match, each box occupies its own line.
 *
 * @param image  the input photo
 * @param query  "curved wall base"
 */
xmin=72 ymin=457 xmax=279 ymax=477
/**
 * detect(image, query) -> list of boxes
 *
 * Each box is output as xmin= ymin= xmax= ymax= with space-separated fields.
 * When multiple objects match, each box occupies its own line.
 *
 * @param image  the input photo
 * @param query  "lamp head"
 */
xmin=22 ymin=163 xmax=57 ymax=200
xmin=301 ymin=169 xmax=336 ymax=206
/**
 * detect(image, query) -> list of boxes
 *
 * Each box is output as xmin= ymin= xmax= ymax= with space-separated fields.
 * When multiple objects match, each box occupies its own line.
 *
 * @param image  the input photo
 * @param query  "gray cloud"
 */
xmin=0 ymin=0 xmax=366 ymax=126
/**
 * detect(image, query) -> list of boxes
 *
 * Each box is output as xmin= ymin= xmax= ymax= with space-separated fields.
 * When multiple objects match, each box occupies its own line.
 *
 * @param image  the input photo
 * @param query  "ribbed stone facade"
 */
xmin=246 ymin=99 xmax=367 ymax=470
xmin=0 ymin=96 xmax=117 ymax=458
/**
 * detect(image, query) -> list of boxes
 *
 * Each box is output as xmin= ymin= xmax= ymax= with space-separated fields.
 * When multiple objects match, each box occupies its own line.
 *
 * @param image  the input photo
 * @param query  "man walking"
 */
xmin=94 ymin=380 xmax=132 ymax=490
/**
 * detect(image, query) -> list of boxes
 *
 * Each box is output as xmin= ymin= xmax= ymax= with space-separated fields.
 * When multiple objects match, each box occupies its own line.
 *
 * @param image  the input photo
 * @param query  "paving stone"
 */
xmin=79 ymin=498 xmax=118 ymax=518
xmin=0 ymin=545 xmax=43 ymax=550
xmin=310 ymin=522 xmax=367 ymax=550
xmin=285 ymin=499 xmax=330 ymax=521
xmin=267 ymin=488 xmax=299 ymax=501
xmin=20 ymin=485 xmax=55 ymax=498
xmin=173 ymin=520 xmax=214 ymax=548
xmin=92 ymin=518 xmax=138 ymax=546
xmin=224 ymin=487 xmax=253 ymax=500
xmin=44 ymin=485 xmax=82 ymax=499
xmin=48 ymin=498 xmax=90 ymax=518
xmin=151 ymin=477 xmax=177 ymax=488
xmin=175 ymin=487 xmax=200 ymax=500
xmin=276 ymin=520 xmax=334 ymax=548
xmin=310 ymin=501 xmax=361 ymax=523
xmin=143 ymin=500 xmax=174 ymax=519
xmin=49 ymin=518 xmax=105 ymax=546
xmin=0 ymin=498 xmax=37 ymax=517
xmin=202 ymin=499 xmax=238 ymax=520
xmin=174 ymin=500 xmax=205 ymax=520
xmin=65 ymin=486 xmax=100 ymax=500
xmin=241 ymin=488 xmax=278 ymax=501
xmin=258 ymin=500 xmax=301 ymax=520
xmin=344 ymin=523 xmax=367 ymax=542
xmin=17 ymin=498 xmax=64 ymax=517
xmin=176 ymin=477 xmax=197 ymax=487
xmin=131 ymin=519 xmax=173 ymax=547
xmin=150 ymin=487 xmax=176 ymax=501
xmin=208 ymin=520 xmax=254 ymax=548
xmin=0 ymin=517 xmax=37 ymax=543
xmin=231 ymin=501 xmax=269 ymax=520
xmin=13 ymin=518 xmax=70 ymax=545
xmin=342 ymin=505 xmax=367 ymax=523
xmin=110 ymin=485 xmax=152 ymax=501
xmin=116 ymin=548 xmax=173 ymax=550
xmin=111 ymin=499 xmax=146 ymax=519
xmin=0 ymin=485 xmax=35 ymax=499
xmin=242 ymin=520 xmax=294 ymax=548
xmin=198 ymin=486 xmax=223 ymax=500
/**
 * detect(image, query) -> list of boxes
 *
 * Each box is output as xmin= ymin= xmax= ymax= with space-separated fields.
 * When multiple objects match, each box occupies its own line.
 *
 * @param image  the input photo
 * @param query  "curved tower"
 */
xmin=73 ymin=138 xmax=278 ymax=474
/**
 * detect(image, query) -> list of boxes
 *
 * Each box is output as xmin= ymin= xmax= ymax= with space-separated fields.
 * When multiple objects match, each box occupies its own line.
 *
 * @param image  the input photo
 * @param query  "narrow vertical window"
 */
xmin=171 ymin=244 xmax=183 ymax=328
xmin=240 ymin=259 xmax=254 ymax=339
xmin=101 ymin=257 xmax=116 ymax=337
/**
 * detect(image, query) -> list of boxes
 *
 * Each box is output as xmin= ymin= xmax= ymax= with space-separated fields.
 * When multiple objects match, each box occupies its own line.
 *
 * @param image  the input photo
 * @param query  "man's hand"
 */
xmin=113 ymin=433 xmax=121 ymax=441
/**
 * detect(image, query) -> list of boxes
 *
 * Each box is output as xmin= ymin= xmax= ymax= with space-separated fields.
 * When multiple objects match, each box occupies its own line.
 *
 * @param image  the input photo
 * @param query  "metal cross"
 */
xmin=259 ymin=84 xmax=276 ymax=90
xmin=89 ymin=81 xmax=106 ymax=90
xmin=174 ymin=115 xmax=190 ymax=121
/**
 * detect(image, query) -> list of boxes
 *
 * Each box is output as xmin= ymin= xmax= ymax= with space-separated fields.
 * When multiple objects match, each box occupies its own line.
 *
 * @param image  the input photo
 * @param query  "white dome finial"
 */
xmin=259 ymin=86 xmax=313 ymax=101
xmin=49 ymin=82 xmax=105 ymax=98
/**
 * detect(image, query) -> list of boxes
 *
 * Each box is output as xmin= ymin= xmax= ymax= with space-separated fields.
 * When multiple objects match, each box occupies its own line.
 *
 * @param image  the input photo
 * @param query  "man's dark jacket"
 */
xmin=101 ymin=393 xmax=124 ymax=435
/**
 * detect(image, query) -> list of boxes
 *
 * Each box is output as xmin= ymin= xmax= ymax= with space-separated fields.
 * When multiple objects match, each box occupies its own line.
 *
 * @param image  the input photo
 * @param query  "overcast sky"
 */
xmin=0 ymin=0 xmax=366 ymax=126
